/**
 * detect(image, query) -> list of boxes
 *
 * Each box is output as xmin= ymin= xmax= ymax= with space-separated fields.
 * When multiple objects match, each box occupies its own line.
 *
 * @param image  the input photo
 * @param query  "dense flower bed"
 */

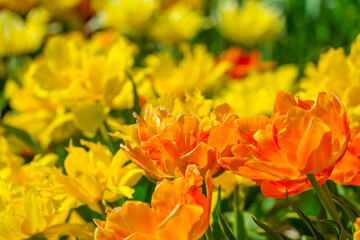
xmin=1 ymin=1 xmax=360 ymax=239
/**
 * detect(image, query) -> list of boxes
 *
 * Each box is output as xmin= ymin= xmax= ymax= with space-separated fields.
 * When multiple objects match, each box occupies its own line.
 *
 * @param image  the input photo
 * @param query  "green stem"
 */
xmin=233 ymin=185 xmax=245 ymax=239
xmin=321 ymin=183 xmax=339 ymax=216
xmin=205 ymin=226 xmax=215 ymax=240
xmin=307 ymin=174 xmax=346 ymax=239
xmin=322 ymin=183 xmax=354 ymax=239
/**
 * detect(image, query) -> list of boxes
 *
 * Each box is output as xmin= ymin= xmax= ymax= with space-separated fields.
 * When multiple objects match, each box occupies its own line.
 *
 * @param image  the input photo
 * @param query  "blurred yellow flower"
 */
xmin=300 ymin=34 xmax=360 ymax=128
xmin=161 ymin=0 xmax=204 ymax=9
xmin=96 ymin=0 xmax=159 ymax=37
xmin=4 ymin=31 xmax=137 ymax=146
xmin=95 ymin=0 xmax=203 ymax=43
xmin=143 ymin=43 xmax=230 ymax=99
xmin=0 ymin=136 xmax=24 ymax=184
xmin=212 ymin=171 xmax=255 ymax=198
xmin=0 ymin=7 xmax=49 ymax=57
xmin=215 ymin=0 xmax=284 ymax=46
xmin=148 ymin=3 xmax=203 ymax=44
xmin=55 ymin=140 xmax=143 ymax=212
xmin=214 ymin=64 xmax=298 ymax=117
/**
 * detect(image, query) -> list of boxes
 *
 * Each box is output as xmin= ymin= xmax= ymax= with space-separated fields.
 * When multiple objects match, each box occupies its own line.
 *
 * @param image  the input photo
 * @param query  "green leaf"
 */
xmin=212 ymin=222 xmax=226 ymax=240
xmin=26 ymin=237 xmax=47 ymax=240
xmin=205 ymin=226 xmax=215 ymax=240
xmin=0 ymin=122 xmax=44 ymax=154
xmin=212 ymin=186 xmax=222 ymax=224
xmin=308 ymin=217 xmax=341 ymax=238
xmin=216 ymin=209 xmax=237 ymax=240
xmin=286 ymin=191 xmax=325 ymax=240
xmin=233 ymin=185 xmax=246 ymax=239
xmin=0 ymin=88 xmax=8 ymax=114
xmin=332 ymin=193 xmax=360 ymax=222
xmin=75 ymin=204 xmax=102 ymax=222
xmin=251 ymin=217 xmax=290 ymax=240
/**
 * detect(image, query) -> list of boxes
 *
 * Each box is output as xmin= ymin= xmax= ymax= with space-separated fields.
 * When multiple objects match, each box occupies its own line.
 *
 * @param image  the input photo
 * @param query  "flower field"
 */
xmin=1 ymin=0 xmax=360 ymax=239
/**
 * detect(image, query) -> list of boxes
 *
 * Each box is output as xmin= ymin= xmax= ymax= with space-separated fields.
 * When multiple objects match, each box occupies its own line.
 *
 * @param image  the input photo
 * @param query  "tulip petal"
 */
xmin=156 ymin=204 xmax=203 ymax=240
xmin=296 ymin=118 xmax=332 ymax=174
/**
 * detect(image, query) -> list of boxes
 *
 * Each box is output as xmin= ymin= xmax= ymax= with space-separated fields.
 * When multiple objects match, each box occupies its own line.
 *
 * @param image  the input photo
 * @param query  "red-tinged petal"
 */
xmin=296 ymin=118 xmax=332 ymax=174
xmin=222 ymin=91 xmax=350 ymax=197
xmin=331 ymin=126 xmax=360 ymax=185
xmin=219 ymin=157 xmax=280 ymax=181
xmin=251 ymin=129 xmax=284 ymax=164
xmin=260 ymin=168 xmax=332 ymax=198
xmin=260 ymin=180 xmax=312 ymax=198
xmin=277 ymin=107 xmax=313 ymax=166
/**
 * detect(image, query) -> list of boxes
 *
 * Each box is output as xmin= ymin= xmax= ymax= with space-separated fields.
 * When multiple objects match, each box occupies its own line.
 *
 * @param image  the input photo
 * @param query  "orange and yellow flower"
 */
xmin=220 ymin=91 xmax=350 ymax=197
xmin=94 ymin=164 xmax=212 ymax=240
xmin=122 ymin=104 xmax=239 ymax=179
xmin=330 ymin=126 xmax=360 ymax=185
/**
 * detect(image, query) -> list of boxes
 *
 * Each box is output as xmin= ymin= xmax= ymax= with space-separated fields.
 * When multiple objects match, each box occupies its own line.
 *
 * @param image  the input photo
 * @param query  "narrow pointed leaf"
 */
xmin=308 ymin=217 xmax=341 ymax=238
xmin=216 ymin=209 xmax=237 ymax=240
xmin=286 ymin=191 xmax=325 ymax=240
xmin=251 ymin=217 xmax=290 ymax=240
xmin=332 ymin=193 xmax=360 ymax=222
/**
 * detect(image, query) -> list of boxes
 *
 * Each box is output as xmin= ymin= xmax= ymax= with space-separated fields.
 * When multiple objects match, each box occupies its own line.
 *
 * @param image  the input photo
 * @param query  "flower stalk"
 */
xmin=233 ymin=185 xmax=246 ymax=239
xmin=307 ymin=174 xmax=350 ymax=240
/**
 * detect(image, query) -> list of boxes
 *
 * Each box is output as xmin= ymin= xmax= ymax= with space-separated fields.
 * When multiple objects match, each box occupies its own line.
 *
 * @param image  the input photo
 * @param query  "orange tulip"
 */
xmin=94 ymin=165 xmax=212 ymax=240
xmin=220 ymin=91 xmax=350 ymax=197
xmin=331 ymin=126 xmax=360 ymax=185
xmin=121 ymin=104 xmax=239 ymax=179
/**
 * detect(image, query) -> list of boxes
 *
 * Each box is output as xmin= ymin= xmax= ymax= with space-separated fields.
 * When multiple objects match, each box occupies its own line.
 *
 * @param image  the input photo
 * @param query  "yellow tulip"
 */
xmin=56 ymin=140 xmax=143 ymax=211
xmin=0 ymin=7 xmax=49 ymax=57
xmin=215 ymin=0 xmax=284 ymax=46
xmin=143 ymin=43 xmax=230 ymax=99
xmin=147 ymin=3 xmax=203 ymax=44
xmin=4 ymin=31 xmax=137 ymax=146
